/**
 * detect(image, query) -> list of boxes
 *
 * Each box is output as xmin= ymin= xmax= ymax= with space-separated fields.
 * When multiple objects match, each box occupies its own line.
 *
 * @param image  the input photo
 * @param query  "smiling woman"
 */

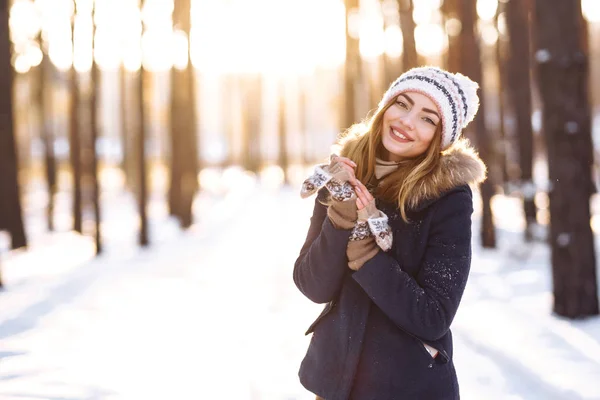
xmin=294 ymin=66 xmax=486 ymax=400
xmin=381 ymin=92 xmax=440 ymax=161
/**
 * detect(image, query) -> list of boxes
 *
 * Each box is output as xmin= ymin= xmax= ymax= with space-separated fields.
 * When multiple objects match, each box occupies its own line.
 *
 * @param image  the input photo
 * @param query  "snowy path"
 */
xmin=1 ymin=182 xmax=600 ymax=400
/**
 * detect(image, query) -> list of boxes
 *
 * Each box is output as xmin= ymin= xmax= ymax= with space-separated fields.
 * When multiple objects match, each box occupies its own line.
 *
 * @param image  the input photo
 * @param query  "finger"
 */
xmin=339 ymin=164 xmax=357 ymax=185
xmin=336 ymin=164 xmax=356 ymax=185
xmin=336 ymin=157 xmax=357 ymax=169
xmin=354 ymin=184 xmax=370 ymax=206
xmin=356 ymin=196 xmax=364 ymax=210
xmin=356 ymin=181 xmax=373 ymax=202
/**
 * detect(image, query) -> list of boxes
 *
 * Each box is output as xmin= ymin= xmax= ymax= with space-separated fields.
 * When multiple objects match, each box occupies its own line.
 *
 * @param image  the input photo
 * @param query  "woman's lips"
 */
xmin=390 ymin=127 xmax=413 ymax=143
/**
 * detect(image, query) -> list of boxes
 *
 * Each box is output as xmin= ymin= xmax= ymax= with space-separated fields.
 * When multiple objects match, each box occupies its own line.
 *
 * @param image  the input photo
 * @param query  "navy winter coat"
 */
xmin=293 ymin=146 xmax=486 ymax=400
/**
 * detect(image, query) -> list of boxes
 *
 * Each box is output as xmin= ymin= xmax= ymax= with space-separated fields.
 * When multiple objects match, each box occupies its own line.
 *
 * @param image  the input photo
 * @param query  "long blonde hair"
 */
xmin=338 ymin=101 xmax=443 ymax=222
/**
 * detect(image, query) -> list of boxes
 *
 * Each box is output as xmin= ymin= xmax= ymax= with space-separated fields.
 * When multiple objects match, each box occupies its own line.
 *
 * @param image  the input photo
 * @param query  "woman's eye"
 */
xmin=396 ymin=101 xmax=408 ymax=109
xmin=423 ymin=117 xmax=437 ymax=126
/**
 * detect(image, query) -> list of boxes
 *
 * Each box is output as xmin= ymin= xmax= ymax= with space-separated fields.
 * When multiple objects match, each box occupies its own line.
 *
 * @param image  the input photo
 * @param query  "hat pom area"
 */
xmin=454 ymin=72 xmax=480 ymax=128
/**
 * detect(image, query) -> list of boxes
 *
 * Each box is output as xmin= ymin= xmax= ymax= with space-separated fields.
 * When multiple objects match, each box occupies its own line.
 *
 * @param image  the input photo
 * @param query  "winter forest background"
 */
xmin=1 ymin=0 xmax=600 ymax=399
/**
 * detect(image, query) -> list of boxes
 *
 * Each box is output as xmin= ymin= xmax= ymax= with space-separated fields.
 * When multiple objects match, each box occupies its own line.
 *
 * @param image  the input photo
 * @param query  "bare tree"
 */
xmin=90 ymin=6 xmax=102 ymax=253
xmin=36 ymin=32 xmax=57 ymax=231
xmin=138 ymin=1 xmax=148 ymax=246
xmin=278 ymin=81 xmax=289 ymax=185
xmin=381 ymin=0 xmax=401 ymax=86
xmin=442 ymin=0 xmax=463 ymax=74
xmin=298 ymin=79 xmax=309 ymax=165
xmin=506 ymin=0 xmax=537 ymax=241
xmin=0 ymin=0 xmax=26 ymax=250
xmin=461 ymin=0 xmax=497 ymax=248
xmin=494 ymin=2 xmax=509 ymax=188
xmin=222 ymin=74 xmax=236 ymax=166
xmin=69 ymin=5 xmax=83 ymax=233
xmin=344 ymin=0 xmax=360 ymax=129
xmin=534 ymin=0 xmax=598 ymax=318
xmin=241 ymin=75 xmax=262 ymax=173
xmin=120 ymin=64 xmax=129 ymax=181
xmin=397 ymin=0 xmax=418 ymax=70
xmin=169 ymin=0 xmax=199 ymax=228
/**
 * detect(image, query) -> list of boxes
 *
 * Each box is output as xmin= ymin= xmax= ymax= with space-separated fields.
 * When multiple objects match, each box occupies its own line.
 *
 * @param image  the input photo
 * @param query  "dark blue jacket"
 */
xmin=294 ymin=165 xmax=480 ymax=400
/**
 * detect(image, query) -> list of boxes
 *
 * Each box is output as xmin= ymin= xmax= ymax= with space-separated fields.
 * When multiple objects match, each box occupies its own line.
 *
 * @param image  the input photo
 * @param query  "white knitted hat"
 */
xmin=379 ymin=66 xmax=480 ymax=150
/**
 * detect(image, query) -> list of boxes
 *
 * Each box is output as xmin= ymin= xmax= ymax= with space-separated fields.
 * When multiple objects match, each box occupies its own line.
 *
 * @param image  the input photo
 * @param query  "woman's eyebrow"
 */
xmin=399 ymin=93 xmax=414 ymax=105
xmin=423 ymin=108 xmax=440 ymax=119
xmin=399 ymin=93 xmax=440 ymax=119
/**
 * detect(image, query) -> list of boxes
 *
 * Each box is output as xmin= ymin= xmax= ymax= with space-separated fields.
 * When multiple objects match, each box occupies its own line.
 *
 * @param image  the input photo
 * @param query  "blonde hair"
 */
xmin=338 ymin=101 xmax=443 ymax=222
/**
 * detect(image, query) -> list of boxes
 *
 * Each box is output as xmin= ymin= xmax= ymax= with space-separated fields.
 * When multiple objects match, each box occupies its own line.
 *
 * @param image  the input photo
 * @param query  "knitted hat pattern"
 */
xmin=378 ymin=66 xmax=480 ymax=150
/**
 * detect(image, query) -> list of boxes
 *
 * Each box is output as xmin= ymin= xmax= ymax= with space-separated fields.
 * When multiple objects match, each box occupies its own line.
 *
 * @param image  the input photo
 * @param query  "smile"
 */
xmin=390 ymin=127 xmax=413 ymax=142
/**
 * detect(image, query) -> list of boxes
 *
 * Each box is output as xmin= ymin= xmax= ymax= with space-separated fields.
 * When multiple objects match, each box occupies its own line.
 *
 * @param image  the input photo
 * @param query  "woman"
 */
xmin=293 ymin=66 xmax=486 ymax=400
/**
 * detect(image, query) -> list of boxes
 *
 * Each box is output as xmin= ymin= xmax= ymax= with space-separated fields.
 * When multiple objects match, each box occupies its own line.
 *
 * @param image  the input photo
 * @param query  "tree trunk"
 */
xmin=398 ymin=0 xmax=418 ymax=70
xmin=222 ymin=74 xmax=236 ymax=166
xmin=70 ymin=13 xmax=83 ymax=233
xmin=443 ymin=0 xmax=463 ymax=74
xmin=241 ymin=75 xmax=262 ymax=173
xmin=278 ymin=81 xmax=289 ymax=185
xmin=90 ymin=14 xmax=102 ymax=254
xmin=169 ymin=0 xmax=199 ymax=228
xmin=534 ymin=0 xmax=598 ymax=318
xmin=120 ymin=64 xmax=130 ymax=184
xmin=138 ymin=5 xmax=148 ymax=246
xmin=37 ymin=33 xmax=57 ymax=231
xmin=344 ymin=0 xmax=360 ymax=129
xmin=0 ymin=0 xmax=26 ymax=249
xmin=506 ymin=0 xmax=537 ymax=241
xmin=461 ymin=0 xmax=496 ymax=248
xmin=298 ymin=79 xmax=309 ymax=165
xmin=494 ymin=2 xmax=509 ymax=188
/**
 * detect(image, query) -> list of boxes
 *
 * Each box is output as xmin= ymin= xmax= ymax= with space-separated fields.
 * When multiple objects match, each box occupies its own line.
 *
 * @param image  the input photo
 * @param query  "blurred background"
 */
xmin=1 ymin=0 xmax=600 ymax=399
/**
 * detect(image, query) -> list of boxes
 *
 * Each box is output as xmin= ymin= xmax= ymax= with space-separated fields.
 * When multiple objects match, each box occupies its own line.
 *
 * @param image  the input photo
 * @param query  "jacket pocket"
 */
xmin=412 ymin=336 xmax=447 ymax=364
xmin=304 ymin=300 xmax=336 ymax=335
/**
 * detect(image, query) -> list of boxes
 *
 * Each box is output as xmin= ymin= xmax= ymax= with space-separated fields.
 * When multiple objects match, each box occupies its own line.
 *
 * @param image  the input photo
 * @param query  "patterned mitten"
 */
xmin=300 ymin=164 xmax=331 ymax=199
xmin=300 ymin=158 xmax=355 ymax=202
xmin=327 ymin=197 xmax=357 ymax=230
xmin=349 ymin=199 xmax=393 ymax=252
xmin=367 ymin=210 xmax=393 ymax=251
xmin=347 ymin=235 xmax=379 ymax=271
xmin=324 ymin=162 xmax=355 ymax=202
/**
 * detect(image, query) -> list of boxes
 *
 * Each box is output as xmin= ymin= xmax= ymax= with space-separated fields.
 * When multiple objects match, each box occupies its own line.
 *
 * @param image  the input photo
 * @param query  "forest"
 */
xmin=1 ymin=0 xmax=599 ymax=317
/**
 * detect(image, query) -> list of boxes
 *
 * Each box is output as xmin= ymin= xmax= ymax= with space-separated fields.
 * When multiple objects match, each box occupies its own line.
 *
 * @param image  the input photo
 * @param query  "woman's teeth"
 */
xmin=392 ymin=128 xmax=409 ymax=140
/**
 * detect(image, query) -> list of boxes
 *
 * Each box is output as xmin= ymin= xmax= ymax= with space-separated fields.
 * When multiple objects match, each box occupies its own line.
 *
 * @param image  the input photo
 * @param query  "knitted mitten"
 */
xmin=349 ymin=199 xmax=393 ymax=251
xmin=300 ymin=164 xmax=331 ymax=198
xmin=300 ymin=158 xmax=393 ymax=250
xmin=367 ymin=212 xmax=393 ymax=252
xmin=327 ymin=197 xmax=357 ymax=230
xmin=300 ymin=161 xmax=355 ymax=202
xmin=346 ymin=200 xmax=380 ymax=270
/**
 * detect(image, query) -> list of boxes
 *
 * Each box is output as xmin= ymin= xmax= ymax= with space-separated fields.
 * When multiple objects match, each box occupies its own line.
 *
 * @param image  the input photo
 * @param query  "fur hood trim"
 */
xmin=406 ymin=140 xmax=487 ymax=209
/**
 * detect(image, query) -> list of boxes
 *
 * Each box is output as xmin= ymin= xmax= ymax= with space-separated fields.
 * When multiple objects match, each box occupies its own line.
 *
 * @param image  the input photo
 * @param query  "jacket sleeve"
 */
xmin=293 ymin=197 xmax=353 ymax=304
xmin=352 ymin=189 xmax=473 ymax=341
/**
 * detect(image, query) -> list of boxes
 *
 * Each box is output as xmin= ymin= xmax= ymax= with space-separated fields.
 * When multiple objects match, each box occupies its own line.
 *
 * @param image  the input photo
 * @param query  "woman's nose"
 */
xmin=399 ymin=114 xmax=415 ymax=130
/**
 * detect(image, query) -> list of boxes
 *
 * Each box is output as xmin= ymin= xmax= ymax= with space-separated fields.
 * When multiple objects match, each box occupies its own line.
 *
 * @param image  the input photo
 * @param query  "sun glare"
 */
xmin=9 ymin=0 xmax=463 ymax=74
xmin=415 ymin=23 xmax=445 ymax=57
xmin=583 ymin=0 xmax=600 ymax=23
xmin=477 ymin=0 xmax=498 ymax=21
xmin=384 ymin=25 xmax=403 ymax=58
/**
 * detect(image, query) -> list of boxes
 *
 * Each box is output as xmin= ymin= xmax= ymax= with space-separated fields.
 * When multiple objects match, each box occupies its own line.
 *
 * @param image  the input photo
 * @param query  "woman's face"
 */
xmin=380 ymin=91 xmax=440 ymax=162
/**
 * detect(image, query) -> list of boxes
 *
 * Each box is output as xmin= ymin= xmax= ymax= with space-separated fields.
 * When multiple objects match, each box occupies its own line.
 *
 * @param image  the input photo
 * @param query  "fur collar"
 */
xmin=405 ymin=140 xmax=487 ymax=209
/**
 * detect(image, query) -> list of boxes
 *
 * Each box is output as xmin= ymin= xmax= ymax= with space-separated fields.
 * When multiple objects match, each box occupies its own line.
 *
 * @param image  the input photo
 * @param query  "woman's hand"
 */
xmin=329 ymin=155 xmax=358 ymax=186
xmin=354 ymin=180 xmax=374 ymax=211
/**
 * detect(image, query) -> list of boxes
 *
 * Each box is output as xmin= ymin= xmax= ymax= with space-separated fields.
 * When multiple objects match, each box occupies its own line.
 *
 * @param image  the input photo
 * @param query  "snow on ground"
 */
xmin=1 ymin=170 xmax=600 ymax=400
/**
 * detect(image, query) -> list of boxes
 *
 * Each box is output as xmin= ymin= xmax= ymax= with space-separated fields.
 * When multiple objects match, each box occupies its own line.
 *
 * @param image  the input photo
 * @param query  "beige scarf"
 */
xmin=375 ymin=157 xmax=401 ymax=180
